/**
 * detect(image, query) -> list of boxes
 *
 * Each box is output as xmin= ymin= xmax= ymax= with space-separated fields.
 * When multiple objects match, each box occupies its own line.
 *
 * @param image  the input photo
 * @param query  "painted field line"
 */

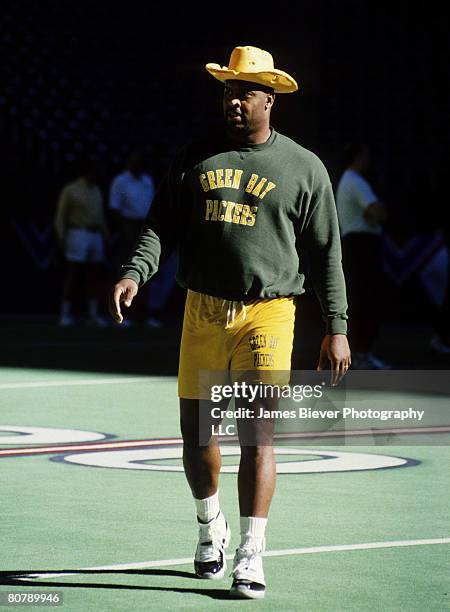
xmin=2 ymin=425 xmax=449 ymax=458
xmin=0 ymin=377 xmax=167 ymax=390
xmin=0 ymin=438 xmax=182 ymax=457
xmin=275 ymin=426 xmax=450 ymax=438
xmin=15 ymin=537 xmax=450 ymax=580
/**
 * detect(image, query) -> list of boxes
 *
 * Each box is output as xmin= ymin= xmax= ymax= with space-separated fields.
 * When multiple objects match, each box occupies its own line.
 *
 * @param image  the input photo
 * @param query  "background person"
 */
xmin=54 ymin=158 xmax=110 ymax=327
xmin=109 ymin=150 xmax=155 ymax=263
xmin=336 ymin=142 xmax=389 ymax=369
xmin=109 ymin=150 xmax=166 ymax=326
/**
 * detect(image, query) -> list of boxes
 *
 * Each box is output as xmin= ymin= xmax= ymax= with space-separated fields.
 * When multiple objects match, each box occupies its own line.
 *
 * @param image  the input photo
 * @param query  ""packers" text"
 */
xmin=205 ymin=200 xmax=257 ymax=226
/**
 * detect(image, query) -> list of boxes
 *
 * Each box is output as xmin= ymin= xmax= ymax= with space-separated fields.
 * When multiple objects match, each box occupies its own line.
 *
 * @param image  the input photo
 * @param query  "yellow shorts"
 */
xmin=178 ymin=290 xmax=296 ymax=399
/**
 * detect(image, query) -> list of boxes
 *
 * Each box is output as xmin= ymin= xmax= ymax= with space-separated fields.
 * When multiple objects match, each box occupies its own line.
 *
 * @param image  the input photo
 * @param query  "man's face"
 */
xmin=223 ymin=80 xmax=274 ymax=133
xmin=128 ymin=154 xmax=145 ymax=177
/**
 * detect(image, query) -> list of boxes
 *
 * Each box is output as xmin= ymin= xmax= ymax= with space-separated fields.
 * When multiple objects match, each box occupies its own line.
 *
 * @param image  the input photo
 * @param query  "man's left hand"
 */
xmin=317 ymin=334 xmax=351 ymax=386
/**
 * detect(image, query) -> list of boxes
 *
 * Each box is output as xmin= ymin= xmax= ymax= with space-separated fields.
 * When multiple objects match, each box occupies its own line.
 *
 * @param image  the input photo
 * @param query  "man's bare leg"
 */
xmin=238 ymin=445 xmax=276 ymax=517
xmin=237 ymin=397 xmax=277 ymax=517
xmin=230 ymin=396 xmax=277 ymax=598
xmin=180 ymin=398 xmax=230 ymax=579
xmin=179 ymin=398 xmax=221 ymax=498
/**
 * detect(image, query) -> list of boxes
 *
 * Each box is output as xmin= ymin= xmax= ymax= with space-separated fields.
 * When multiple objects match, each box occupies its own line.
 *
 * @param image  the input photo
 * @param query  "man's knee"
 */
xmin=180 ymin=398 xmax=215 ymax=449
xmin=180 ymin=399 xmax=199 ymax=446
xmin=237 ymin=416 xmax=275 ymax=447
xmin=180 ymin=397 xmax=227 ymax=446
xmin=240 ymin=445 xmax=274 ymax=460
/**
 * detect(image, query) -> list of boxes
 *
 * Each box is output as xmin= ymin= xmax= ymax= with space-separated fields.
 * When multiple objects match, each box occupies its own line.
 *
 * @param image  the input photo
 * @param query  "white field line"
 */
xmin=274 ymin=426 xmax=450 ymax=437
xmin=0 ymin=438 xmax=182 ymax=457
xmin=2 ymin=425 xmax=449 ymax=458
xmin=14 ymin=537 xmax=450 ymax=580
xmin=0 ymin=377 xmax=164 ymax=390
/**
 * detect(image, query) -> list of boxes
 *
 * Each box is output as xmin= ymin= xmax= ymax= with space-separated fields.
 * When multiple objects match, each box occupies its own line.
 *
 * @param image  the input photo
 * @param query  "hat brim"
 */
xmin=205 ymin=63 xmax=298 ymax=94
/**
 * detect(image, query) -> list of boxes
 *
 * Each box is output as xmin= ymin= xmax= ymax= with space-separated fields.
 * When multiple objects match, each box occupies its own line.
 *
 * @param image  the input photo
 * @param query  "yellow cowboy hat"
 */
xmin=205 ymin=45 xmax=298 ymax=94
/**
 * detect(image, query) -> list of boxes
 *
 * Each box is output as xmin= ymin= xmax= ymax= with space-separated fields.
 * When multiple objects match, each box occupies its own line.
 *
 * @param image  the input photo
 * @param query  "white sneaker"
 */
xmin=194 ymin=511 xmax=231 ymax=580
xmin=146 ymin=316 xmax=162 ymax=329
xmin=366 ymin=352 xmax=392 ymax=369
xmin=430 ymin=334 xmax=450 ymax=355
xmin=58 ymin=314 xmax=75 ymax=327
xmin=229 ymin=542 xmax=266 ymax=599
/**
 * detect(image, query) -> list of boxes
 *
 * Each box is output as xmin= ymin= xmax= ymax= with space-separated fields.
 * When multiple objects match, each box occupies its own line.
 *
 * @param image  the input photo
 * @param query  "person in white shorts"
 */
xmin=54 ymin=159 xmax=110 ymax=326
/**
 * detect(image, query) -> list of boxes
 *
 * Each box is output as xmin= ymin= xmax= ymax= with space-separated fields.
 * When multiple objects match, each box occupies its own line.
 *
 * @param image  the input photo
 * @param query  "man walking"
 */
xmin=110 ymin=45 xmax=350 ymax=599
xmin=109 ymin=150 xmax=155 ymax=264
xmin=336 ymin=142 xmax=389 ymax=368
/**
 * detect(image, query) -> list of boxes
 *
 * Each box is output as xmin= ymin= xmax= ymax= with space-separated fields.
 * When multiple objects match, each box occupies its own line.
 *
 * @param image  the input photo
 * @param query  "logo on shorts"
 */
xmin=253 ymin=353 xmax=275 ymax=367
xmin=249 ymin=334 xmax=279 ymax=351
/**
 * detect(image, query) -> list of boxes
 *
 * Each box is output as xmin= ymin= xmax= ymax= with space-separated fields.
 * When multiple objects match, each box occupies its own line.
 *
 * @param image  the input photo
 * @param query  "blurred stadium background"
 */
xmin=0 ymin=1 xmax=448 ymax=370
xmin=1 ymin=4 xmax=449 ymax=611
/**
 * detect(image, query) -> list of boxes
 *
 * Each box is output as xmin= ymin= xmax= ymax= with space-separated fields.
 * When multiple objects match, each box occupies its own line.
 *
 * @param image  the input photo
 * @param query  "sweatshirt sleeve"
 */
xmin=119 ymin=152 xmax=184 ymax=286
xmin=303 ymin=179 xmax=348 ymax=335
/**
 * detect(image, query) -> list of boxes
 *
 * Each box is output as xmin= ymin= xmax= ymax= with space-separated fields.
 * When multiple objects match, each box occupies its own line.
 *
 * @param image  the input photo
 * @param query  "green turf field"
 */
xmin=1 ymin=368 xmax=449 ymax=611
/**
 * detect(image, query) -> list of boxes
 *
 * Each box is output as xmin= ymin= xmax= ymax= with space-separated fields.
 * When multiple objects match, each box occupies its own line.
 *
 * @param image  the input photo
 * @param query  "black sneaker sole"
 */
xmin=230 ymin=580 xmax=266 ymax=600
xmin=194 ymin=551 xmax=227 ymax=580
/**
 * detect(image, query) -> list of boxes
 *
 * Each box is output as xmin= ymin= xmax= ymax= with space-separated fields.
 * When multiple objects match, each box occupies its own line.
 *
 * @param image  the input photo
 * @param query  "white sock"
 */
xmin=194 ymin=491 xmax=220 ymax=523
xmin=88 ymin=299 xmax=98 ymax=318
xmin=240 ymin=516 xmax=267 ymax=551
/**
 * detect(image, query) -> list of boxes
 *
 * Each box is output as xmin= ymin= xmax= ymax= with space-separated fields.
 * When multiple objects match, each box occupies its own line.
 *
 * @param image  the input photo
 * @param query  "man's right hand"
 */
xmin=109 ymin=278 xmax=139 ymax=324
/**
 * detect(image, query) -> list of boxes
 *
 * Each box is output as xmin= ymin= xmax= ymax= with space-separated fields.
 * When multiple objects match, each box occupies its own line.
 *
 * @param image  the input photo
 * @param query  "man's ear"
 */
xmin=265 ymin=93 xmax=275 ymax=110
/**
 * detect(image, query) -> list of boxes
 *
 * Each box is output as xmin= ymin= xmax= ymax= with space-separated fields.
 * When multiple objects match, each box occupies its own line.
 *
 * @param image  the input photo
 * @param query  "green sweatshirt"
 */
xmin=120 ymin=128 xmax=348 ymax=334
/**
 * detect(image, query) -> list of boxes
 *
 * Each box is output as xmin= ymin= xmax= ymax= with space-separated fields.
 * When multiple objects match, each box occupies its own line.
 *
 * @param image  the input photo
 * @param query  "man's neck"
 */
xmin=227 ymin=125 xmax=272 ymax=146
xmin=348 ymin=162 xmax=365 ymax=175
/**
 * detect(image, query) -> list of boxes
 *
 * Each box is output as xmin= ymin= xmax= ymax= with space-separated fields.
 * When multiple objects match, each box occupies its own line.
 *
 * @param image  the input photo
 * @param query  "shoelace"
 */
xmin=197 ymin=516 xmax=226 ymax=562
xmin=221 ymin=300 xmax=247 ymax=328
xmin=232 ymin=552 xmax=257 ymax=576
xmin=231 ymin=541 xmax=265 ymax=578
